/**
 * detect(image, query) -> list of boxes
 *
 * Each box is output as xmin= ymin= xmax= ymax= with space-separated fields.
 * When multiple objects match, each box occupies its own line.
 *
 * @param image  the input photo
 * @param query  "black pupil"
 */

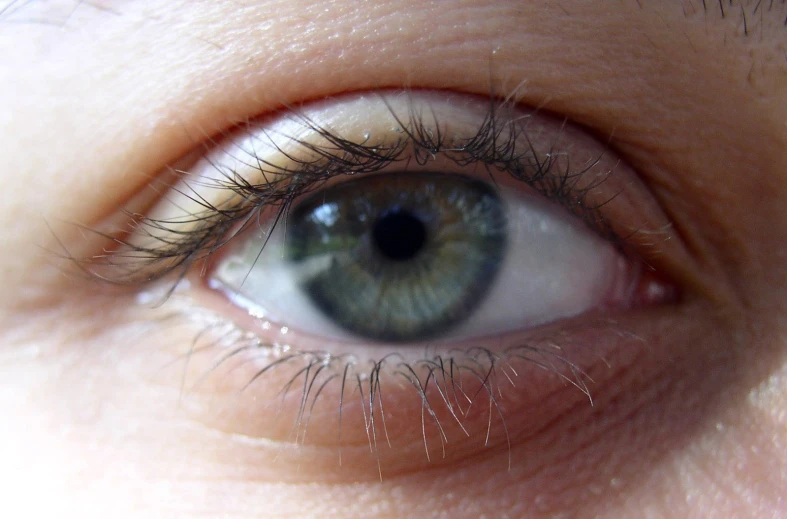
xmin=373 ymin=208 xmax=427 ymax=261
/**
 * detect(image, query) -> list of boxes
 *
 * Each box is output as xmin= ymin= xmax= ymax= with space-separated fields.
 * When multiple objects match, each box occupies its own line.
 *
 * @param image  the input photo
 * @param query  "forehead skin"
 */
xmin=0 ymin=1 xmax=786 ymax=518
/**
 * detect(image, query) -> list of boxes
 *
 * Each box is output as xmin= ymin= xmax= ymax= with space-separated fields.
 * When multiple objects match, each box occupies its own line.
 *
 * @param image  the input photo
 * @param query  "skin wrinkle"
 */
xmin=1 ymin=1 xmax=786 ymax=518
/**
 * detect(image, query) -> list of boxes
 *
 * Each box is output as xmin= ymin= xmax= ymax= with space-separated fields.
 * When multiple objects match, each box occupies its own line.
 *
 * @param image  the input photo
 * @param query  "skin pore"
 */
xmin=1 ymin=0 xmax=786 ymax=518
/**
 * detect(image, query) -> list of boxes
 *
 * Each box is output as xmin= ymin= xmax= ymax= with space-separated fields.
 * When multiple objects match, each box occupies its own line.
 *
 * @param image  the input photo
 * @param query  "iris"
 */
xmin=286 ymin=173 xmax=507 ymax=342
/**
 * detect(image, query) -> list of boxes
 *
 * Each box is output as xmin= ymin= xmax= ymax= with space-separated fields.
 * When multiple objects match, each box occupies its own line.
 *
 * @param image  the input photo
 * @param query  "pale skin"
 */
xmin=1 ymin=0 xmax=786 ymax=518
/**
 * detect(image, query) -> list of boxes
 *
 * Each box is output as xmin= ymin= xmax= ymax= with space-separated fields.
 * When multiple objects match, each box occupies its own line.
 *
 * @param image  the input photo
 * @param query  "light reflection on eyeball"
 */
xmin=210 ymin=171 xmax=638 ymax=345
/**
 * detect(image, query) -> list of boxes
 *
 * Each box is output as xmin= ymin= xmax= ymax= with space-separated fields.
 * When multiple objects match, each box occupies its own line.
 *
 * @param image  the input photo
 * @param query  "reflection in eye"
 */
xmin=88 ymin=90 xmax=676 ymax=472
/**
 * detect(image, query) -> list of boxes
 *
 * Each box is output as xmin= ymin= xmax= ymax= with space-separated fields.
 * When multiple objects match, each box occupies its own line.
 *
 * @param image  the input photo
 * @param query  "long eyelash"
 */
xmin=71 ymin=92 xmax=615 ymax=287
xmin=70 ymin=91 xmax=625 ymax=475
xmin=166 ymin=306 xmax=604 ymax=478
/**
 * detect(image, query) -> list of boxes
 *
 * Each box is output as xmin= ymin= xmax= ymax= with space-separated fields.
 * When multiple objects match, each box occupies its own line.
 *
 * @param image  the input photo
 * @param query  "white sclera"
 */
xmin=449 ymin=191 xmax=622 ymax=339
xmin=210 ymin=188 xmax=625 ymax=344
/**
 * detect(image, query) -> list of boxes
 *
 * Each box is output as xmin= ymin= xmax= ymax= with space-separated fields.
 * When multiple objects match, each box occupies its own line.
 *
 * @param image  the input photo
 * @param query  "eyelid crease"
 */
xmin=78 ymin=90 xmax=658 ymax=289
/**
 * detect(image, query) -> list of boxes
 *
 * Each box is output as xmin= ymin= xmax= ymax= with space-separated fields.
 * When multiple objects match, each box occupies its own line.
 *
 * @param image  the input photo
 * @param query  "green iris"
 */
xmin=286 ymin=173 xmax=507 ymax=342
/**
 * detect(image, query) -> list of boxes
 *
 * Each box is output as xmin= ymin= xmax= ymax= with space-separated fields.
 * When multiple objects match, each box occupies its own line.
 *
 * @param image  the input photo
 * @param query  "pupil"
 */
xmin=373 ymin=208 xmax=427 ymax=261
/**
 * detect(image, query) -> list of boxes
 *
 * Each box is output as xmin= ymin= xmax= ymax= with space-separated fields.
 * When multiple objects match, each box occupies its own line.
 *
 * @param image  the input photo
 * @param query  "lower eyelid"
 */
xmin=145 ymin=288 xmax=657 ymax=477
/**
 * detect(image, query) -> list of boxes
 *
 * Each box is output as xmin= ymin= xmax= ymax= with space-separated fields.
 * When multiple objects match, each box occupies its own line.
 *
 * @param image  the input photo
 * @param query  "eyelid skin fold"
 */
xmin=100 ymin=90 xmax=675 ymax=285
xmin=83 ymin=90 xmax=680 ymax=479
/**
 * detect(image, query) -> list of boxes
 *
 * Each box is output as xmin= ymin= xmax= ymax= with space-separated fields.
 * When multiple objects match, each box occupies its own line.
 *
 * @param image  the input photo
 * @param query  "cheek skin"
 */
xmin=2 ymin=291 xmax=784 ymax=519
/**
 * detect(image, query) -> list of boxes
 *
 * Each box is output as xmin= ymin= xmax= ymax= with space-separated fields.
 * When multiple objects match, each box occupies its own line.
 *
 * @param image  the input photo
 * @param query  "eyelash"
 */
xmin=82 ymin=93 xmax=618 ymax=287
xmin=75 ymin=91 xmax=641 ymax=474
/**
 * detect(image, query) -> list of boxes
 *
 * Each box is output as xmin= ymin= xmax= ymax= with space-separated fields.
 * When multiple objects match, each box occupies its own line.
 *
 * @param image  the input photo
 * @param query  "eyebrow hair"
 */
xmin=686 ymin=0 xmax=787 ymax=38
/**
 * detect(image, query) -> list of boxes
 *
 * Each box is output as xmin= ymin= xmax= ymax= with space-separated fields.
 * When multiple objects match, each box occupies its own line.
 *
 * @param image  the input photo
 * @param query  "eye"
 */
xmin=210 ymin=172 xmax=635 ymax=344
xmin=95 ymin=90 xmax=677 ymax=476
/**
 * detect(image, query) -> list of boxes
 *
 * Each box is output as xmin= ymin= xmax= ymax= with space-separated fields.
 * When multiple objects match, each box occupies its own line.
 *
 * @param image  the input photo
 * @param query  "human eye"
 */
xmin=6 ymin=0 xmax=787 ymax=515
xmin=77 ymin=89 xmax=678 ymax=477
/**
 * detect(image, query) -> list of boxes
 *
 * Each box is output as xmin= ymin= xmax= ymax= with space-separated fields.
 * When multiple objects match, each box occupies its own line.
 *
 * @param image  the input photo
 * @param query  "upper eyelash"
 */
xmin=74 ymin=92 xmax=616 ymax=289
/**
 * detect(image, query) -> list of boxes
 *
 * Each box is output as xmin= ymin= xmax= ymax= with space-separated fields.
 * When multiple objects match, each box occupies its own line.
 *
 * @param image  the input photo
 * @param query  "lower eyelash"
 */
xmin=157 ymin=290 xmax=617 ymax=477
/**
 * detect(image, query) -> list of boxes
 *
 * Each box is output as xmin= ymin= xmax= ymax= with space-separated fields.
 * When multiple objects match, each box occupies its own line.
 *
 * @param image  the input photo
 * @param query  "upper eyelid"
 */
xmin=9 ymin=2 xmax=772 ymax=298
xmin=77 ymin=90 xmax=672 ymax=288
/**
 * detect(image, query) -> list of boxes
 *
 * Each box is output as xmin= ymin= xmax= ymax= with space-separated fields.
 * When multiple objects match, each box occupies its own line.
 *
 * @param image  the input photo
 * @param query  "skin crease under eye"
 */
xmin=0 ymin=2 xmax=786 ymax=519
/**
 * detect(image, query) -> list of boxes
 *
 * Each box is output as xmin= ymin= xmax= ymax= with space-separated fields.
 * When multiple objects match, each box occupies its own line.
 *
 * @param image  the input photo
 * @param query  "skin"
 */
xmin=1 ymin=0 xmax=786 ymax=517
